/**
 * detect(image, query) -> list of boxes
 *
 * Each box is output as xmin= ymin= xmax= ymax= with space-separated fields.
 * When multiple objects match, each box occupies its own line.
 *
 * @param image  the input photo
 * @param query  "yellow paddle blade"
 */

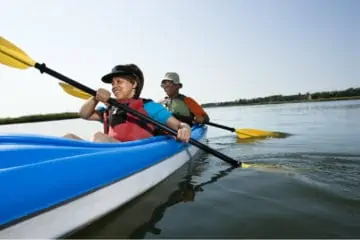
xmin=58 ymin=82 xmax=92 ymax=100
xmin=235 ymin=128 xmax=282 ymax=139
xmin=241 ymin=163 xmax=274 ymax=169
xmin=0 ymin=36 xmax=36 ymax=69
xmin=241 ymin=163 xmax=252 ymax=168
xmin=241 ymin=162 xmax=295 ymax=173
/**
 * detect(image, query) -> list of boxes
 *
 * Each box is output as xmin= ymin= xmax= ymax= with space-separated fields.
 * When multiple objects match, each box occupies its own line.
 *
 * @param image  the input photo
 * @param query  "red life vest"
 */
xmin=103 ymin=98 xmax=156 ymax=142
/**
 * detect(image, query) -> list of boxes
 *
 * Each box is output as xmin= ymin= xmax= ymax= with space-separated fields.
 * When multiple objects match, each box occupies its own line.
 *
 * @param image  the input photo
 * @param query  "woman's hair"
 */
xmin=122 ymin=64 xmax=144 ymax=98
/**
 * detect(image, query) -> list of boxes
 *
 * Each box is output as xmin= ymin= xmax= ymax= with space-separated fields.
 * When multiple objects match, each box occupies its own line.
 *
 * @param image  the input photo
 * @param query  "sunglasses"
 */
xmin=161 ymin=80 xmax=175 ymax=88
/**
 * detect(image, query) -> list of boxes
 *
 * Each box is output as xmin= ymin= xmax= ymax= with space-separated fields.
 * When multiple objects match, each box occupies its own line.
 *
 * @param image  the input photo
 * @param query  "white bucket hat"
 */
xmin=161 ymin=72 xmax=182 ymax=87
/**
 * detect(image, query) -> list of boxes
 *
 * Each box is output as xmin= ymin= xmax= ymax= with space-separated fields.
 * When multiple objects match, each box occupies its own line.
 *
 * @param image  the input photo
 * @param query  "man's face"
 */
xmin=161 ymin=80 xmax=179 ymax=97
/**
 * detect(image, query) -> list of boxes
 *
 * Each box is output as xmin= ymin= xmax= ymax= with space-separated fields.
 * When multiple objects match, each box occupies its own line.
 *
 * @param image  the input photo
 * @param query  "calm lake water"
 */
xmin=1 ymin=100 xmax=360 ymax=238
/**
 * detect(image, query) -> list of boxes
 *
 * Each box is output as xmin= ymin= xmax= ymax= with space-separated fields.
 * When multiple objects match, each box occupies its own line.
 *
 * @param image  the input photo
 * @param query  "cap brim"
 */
xmin=101 ymin=70 xmax=131 ymax=83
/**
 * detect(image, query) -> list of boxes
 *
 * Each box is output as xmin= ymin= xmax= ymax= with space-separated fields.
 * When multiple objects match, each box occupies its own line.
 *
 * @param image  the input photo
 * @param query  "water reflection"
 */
xmin=129 ymin=164 xmax=236 ymax=238
xmin=69 ymin=156 xmax=236 ymax=239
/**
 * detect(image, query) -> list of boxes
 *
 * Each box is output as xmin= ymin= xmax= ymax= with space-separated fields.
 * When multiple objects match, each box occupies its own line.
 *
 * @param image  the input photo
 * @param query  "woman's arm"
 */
xmin=79 ymin=96 xmax=101 ymax=121
xmin=79 ymin=88 xmax=111 ymax=121
xmin=144 ymin=101 xmax=191 ymax=142
xmin=166 ymin=116 xmax=191 ymax=143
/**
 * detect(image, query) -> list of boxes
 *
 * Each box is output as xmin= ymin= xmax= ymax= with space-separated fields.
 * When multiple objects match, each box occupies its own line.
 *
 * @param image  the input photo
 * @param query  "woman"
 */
xmin=64 ymin=64 xmax=191 ymax=143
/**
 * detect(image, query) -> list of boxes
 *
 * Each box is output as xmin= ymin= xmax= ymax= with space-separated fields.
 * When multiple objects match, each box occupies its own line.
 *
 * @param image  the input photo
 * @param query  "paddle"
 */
xmin=57 ymin=82 xmax=283 ymax=139
xmin=0 ymin=36 xmax=242 ymax=167
xmin=206 ymin=122 xmax=284 ymax=139
xmin=58 ymin=82 xmax=93 ymax=100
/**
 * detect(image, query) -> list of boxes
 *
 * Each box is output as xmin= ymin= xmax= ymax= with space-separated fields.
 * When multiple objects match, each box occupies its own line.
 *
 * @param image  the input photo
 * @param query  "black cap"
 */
xmin=101 ymin=64 xmax=144 ymax=98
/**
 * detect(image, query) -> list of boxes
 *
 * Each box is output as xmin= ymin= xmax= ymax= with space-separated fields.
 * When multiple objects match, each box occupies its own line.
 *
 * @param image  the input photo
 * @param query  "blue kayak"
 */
xmin=0 ymin=125 xmax=207 ymax=238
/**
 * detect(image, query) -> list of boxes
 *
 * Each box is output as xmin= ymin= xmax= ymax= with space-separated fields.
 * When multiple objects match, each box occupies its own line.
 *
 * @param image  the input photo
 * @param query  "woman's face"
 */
xmin=111 ymin=76 xmax=137 ymax=100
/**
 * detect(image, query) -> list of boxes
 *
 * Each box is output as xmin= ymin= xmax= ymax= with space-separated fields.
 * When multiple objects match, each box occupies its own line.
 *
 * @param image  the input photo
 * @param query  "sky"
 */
xmin=0 ymin=0 xmax=359 ymax=118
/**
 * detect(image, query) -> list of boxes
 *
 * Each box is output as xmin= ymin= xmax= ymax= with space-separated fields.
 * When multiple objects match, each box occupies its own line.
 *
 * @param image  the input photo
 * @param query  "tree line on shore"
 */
xmin=0 ymin=112 xmax=79 ymax=125
xmin=202 ymin=87 xmax=360 ymax=108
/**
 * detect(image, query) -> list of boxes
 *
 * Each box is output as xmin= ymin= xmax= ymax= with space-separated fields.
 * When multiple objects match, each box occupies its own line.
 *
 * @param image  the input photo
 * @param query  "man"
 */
xmin=160 ymin=72 xmax=209 ymax=126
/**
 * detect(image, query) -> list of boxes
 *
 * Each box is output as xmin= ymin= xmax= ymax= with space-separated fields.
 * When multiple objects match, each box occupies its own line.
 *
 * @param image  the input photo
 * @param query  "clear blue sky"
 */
xmin=1 ymin=0 xmax=358 ymax=117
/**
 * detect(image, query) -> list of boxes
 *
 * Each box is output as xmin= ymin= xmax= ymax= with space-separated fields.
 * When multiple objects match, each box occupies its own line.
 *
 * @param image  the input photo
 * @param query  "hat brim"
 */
xmin=101 ymin=70 xmax=132 ymax=83
xmin=161 ymin=78 xmax=182 ymax=87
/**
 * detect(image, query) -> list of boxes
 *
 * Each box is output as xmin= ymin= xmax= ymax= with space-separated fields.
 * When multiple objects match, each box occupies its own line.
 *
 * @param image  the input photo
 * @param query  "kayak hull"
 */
xmin=0 ymin=126 xmax=207 ymax=238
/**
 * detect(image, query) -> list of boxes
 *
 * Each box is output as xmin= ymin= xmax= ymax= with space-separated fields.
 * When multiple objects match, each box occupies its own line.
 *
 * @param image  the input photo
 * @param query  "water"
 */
xmin=1 ymin=100 xmax=360 ymax=238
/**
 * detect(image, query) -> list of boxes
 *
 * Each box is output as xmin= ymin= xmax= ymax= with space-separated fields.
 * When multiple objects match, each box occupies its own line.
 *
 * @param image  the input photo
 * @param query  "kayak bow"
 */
xmin=0 ymin=126 xmax=207 ymax=238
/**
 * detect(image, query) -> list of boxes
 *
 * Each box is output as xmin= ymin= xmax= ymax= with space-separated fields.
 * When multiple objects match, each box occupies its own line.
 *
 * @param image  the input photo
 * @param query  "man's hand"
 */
xmin=194 ymin=115 xmax=205 ymax=124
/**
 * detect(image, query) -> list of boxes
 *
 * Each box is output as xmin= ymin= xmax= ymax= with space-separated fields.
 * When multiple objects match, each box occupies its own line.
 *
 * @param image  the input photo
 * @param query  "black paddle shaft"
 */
xmin=206 ymin=121 xmax=236 ymax=132
xmin=34 ymin=63 xmax=241 ymax=167
xmin=172 ymin=114 xmax=236 ymax=132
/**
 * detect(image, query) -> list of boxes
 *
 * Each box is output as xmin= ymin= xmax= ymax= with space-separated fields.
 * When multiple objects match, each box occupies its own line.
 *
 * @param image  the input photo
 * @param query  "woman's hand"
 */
xmin=176 ymin=122 xmax=191 ymax=143
xmin=165 ymin=116 xmax=192 ymax=143
xmin=96 ymin=88 xmax=111 ymax=103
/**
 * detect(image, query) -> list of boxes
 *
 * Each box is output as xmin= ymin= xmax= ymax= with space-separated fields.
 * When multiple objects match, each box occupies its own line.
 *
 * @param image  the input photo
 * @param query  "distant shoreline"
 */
xmin=0 ymin=96 xmax=359 ymax=125
xmin=0 ymin=112 xmax=80 ymax=125
xmin=202 ymin=96 xmax=360 ymax=109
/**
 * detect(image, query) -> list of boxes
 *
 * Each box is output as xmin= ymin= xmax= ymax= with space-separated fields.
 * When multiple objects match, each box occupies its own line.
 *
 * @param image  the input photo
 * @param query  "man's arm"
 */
xmin=184 ymin=97 xmax=210 ymax=123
